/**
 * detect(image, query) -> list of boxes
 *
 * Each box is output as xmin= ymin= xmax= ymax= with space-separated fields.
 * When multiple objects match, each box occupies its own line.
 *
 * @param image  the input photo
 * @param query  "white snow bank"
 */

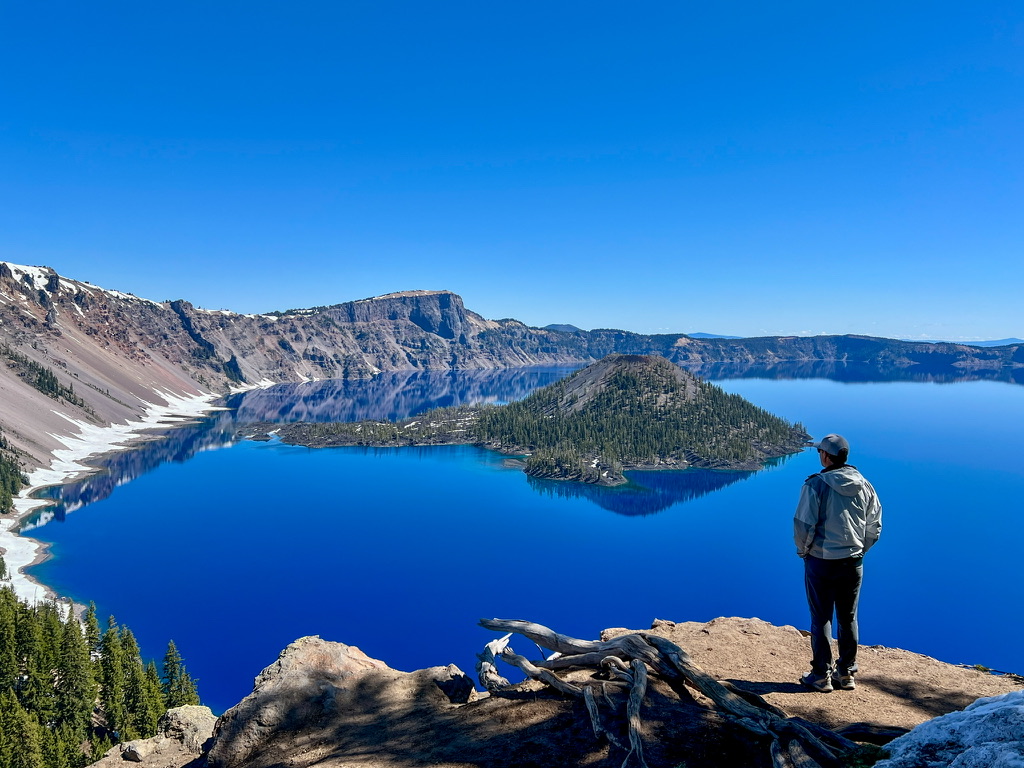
xmin=1 ymin=260 xmax=160 ymax=305
xmin=876 ymin=690 xmax=1024 ymax=768
xmin=0 ymin=389 xmax=222 ymax=605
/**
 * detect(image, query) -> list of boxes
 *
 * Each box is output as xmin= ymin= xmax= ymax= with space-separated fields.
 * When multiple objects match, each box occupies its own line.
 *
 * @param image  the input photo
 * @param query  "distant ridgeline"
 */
xmin=249 ymin=355 xmax=810 ymax=485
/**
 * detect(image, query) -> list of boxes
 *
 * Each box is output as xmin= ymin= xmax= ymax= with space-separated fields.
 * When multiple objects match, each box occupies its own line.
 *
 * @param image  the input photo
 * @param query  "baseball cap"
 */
xmin=813 ymin=434 xmax=849 ymax=456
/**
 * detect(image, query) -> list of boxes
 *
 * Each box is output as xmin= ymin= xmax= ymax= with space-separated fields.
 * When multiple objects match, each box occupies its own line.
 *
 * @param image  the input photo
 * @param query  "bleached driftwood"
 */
xmin=478 ymin=617 xmax=858 ymax=768
xmin=475 ymin=633 xmax=512 ymax=692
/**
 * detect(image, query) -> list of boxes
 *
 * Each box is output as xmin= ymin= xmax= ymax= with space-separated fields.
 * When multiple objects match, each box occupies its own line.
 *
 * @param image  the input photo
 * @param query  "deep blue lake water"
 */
xmin=24 ymin=365 xmax=1024 ymax=714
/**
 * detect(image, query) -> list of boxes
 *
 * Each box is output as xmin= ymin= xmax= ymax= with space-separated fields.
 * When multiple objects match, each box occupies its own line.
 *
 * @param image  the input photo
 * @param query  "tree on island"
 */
xmin=262 ymin=354 xmax=809 ymax=486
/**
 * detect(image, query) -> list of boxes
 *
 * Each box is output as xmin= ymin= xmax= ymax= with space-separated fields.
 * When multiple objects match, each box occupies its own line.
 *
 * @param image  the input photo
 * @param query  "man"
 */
xmin=794 ymin=434 xmax=882 ymax=693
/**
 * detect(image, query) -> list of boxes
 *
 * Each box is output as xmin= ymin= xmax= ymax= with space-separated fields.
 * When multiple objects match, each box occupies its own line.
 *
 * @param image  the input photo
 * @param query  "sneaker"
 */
xmin=834 ymin=672 xmax=856 ymax=690
xmin=800 ymin=671 xmax=833 ymax=693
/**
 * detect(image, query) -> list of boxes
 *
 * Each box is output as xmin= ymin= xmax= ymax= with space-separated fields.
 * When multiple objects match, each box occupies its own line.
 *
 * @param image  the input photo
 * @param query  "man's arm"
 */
xmin=862 ymin=484 xmax=882 ymax=553
xmin=793 ymin=480 xmax=821 ymax=557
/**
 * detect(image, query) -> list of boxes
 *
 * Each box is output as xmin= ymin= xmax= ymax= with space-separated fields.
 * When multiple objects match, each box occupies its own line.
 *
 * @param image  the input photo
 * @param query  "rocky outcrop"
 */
xmin=875 ymin=690 xmax=1024 ymax=768
xmin=89 ymin=705 xmax=216 ymax=767
xmin=205 ymin=636 xmax=476 ymax=768
xmin=87 ymin=618 xmax=1023 ymax=768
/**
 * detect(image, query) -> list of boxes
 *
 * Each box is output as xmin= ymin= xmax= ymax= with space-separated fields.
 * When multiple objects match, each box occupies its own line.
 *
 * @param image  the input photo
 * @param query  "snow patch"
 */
xmin=0 ymin=260 xmax=160 ymax=305
xmin=1 ymin=389 xmax=222 ymax=605
xmin=195 ymin=308 xmax=241 ymax=316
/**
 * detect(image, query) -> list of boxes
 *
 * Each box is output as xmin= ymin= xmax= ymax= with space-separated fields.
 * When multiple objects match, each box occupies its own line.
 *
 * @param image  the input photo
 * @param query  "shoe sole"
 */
xmin=805 ymin=685 xmax=833 ymax=693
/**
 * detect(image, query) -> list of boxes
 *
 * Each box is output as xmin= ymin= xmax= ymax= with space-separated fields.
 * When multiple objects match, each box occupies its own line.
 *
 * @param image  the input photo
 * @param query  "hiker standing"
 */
xmin=794 ymin=434 xmax=882 ymax=692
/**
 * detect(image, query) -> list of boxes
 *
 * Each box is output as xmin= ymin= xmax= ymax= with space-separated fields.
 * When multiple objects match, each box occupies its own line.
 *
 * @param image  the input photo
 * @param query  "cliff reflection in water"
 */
xmin=224 ymin=366 xmax=584 ymax=423
xmin=26 ymin=367 xmax=582 ymax=527
xmin=26 ymin=411 xmax=241 ymax=529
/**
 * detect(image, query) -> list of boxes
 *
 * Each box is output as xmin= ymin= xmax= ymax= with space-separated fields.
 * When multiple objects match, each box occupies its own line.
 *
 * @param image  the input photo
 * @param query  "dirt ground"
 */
xmin=611 ymin=617 xmax=1022 ymax=732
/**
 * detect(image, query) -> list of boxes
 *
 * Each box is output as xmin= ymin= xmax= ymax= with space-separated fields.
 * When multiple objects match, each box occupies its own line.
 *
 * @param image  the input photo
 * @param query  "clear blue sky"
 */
xmin=2 ymin=2 xmax=1021 ymax=339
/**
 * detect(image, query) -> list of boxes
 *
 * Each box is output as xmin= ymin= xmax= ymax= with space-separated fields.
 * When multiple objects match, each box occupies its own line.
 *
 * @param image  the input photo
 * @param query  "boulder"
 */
xmin=159 ymin=704 xmax=217 ymax=753
xmin=86 ymin=705 xmax=216 ymax=767
xmin=205 ymin=635 xmax=480 ymax=768
xmin=205 ymin=635 xmax=393 ymax=767
xmin=876 ymin=690 xmax=1024 ymax=768
xmin=432 ymin=663 xmax=477 ymax=704
xmin=119 ymin=739 xmax=159 ymax=761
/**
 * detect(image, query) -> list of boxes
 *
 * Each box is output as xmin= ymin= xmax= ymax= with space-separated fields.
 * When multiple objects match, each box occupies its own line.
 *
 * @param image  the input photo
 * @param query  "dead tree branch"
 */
xmin=475 ymin=633 xmax=512 ymax=692
xmin=479 ymin=617 xmax=856 ymax=768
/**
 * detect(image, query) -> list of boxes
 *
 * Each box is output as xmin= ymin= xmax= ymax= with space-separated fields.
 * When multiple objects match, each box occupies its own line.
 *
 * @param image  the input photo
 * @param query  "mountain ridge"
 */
xmin=1 ymin=260 xmax=1021 ymax=480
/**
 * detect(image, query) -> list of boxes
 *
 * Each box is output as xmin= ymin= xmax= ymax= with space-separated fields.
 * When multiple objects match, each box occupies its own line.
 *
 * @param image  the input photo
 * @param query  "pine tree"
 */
xmin=0 ymin=689 xmax=15 ymax=768
xmin=40 ymin=726 xmax=71 ymax=768
xmin=160 ymin=640 xmax=183 ymax=703
xmin=0 ymin=590 xmax=16 ymax=693
xmin=82 ymin=603 xmax=100 ymax=656
xmin=98 ymin=618 xmax=126 ymax=738
xmin=0 ymin=589 xmax=186 ymax=765
xmin=161 ymin=640 xmax=199 ymax=708
xmin=120 ymin=628 xmax=157 ymax=739
xmin=169 ymin=666 xmax=200 ymax=708
xmin=14 ymin=603 xmax=55 ymax=723
xmin=0 ymin=693 xmax=45 ymax=768
xmin=143 ymin=661 xmax=165 ymax=731
xmin=55 ymin=611 xmax=95 ymax=739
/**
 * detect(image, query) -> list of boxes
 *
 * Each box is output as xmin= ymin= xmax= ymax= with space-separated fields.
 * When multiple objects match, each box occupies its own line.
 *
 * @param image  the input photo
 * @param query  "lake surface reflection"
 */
xmin=25 ymin=361 xmax=1024 ymax=714
xmin=28 ymin=366 xmax=584 ymax=524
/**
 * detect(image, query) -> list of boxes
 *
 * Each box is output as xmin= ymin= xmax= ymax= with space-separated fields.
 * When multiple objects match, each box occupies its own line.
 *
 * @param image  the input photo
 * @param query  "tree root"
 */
xmin=479 ymin=617 xmax=858 ymax=768
xmin=621 ymin=659 xmax=649 ymax=768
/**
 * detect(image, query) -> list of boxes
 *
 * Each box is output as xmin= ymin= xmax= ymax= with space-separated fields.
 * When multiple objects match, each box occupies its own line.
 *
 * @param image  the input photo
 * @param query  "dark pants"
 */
xmin=804 ymin=555 xmax=863 ymax=676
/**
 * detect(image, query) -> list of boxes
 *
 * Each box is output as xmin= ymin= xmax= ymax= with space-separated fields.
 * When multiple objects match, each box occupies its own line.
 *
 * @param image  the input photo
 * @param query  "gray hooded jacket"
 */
xmin=794 ymin=465 xmax=882 ymax=560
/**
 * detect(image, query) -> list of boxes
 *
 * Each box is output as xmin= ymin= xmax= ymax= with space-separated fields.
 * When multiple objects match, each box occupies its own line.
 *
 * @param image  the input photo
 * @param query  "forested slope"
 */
xmin=0 ymin=585 xmax=198 ymax=768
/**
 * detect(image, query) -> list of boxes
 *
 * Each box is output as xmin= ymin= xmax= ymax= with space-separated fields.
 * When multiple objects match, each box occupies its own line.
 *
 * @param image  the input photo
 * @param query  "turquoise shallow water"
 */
xmin=26 ymin=370 xmax=1024 ymax=713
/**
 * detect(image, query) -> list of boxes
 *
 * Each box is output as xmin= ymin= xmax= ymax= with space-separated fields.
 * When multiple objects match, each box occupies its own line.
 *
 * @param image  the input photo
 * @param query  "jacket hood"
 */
xmin=820 ymin=465 xmax=869 ymax=497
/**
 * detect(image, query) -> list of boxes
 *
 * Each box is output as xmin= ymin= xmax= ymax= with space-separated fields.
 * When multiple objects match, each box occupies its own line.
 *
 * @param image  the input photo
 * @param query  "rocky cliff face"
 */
xmin=0 ymin=263 xmax=214 ymax=472
xmin=2 ymin=260 xmax=1021 ymax=473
